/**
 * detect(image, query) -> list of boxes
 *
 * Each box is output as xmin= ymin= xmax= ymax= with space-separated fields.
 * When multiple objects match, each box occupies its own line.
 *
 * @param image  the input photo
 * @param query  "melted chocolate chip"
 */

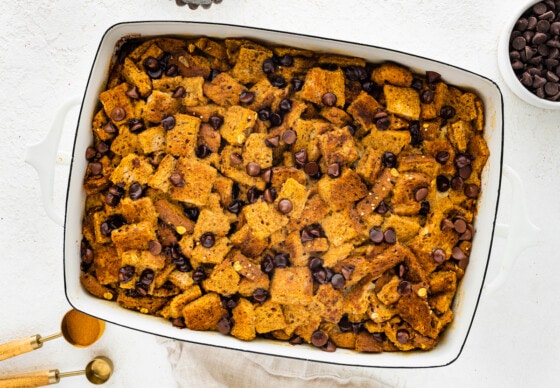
xmin=278 ymin=198 xmax=293 ymax=213
xmin=200 ymin=232 xmax=216 ymax=248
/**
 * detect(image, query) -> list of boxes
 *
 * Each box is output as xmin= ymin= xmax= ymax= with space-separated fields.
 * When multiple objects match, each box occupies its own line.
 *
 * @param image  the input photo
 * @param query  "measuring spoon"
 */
xmin=0 ymin=309 xmax=105 ymax=361
xmin=0 ymin=356 xmax=113 ymax=387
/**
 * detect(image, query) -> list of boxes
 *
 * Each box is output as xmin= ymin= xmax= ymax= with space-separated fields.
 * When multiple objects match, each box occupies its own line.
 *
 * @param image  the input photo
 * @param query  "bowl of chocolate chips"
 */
xmin=499 ymin=0 xmax=560 ymax=108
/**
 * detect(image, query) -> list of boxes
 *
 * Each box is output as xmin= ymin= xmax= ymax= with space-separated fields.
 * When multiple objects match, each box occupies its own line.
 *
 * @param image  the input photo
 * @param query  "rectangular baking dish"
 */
xmin=64 ymin=21 xmax=504 ymax=368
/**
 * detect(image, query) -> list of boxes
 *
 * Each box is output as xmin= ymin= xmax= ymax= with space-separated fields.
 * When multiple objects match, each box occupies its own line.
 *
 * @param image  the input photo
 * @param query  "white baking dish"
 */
xmin=59 ymin=21 xmax=504 ymax=368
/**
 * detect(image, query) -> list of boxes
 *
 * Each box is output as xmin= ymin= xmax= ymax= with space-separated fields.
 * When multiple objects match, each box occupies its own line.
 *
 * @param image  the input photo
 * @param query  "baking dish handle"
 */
xmin=484 ymin=164 xmax=541 ymax=293
xmin=25 ymin=97 xmax=81 ymax=227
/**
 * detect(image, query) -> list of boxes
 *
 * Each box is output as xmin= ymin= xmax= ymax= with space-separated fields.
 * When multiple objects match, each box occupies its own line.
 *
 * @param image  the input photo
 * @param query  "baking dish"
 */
xmin=34 ymin=21 xmax=507 ymax=368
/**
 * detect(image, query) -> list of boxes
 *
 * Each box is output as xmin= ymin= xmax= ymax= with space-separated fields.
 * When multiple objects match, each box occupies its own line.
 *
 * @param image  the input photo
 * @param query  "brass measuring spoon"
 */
xmin=0 ymin=356 xmax=113 ymax=387
xmin=0 ymin=309 xmax=105 ymax=361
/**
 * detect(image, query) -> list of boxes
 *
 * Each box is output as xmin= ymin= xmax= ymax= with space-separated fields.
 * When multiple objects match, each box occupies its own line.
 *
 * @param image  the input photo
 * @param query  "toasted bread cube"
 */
xmin=165 ymin=113 xmax=201 ymax=158
xmin=467 ymin=135 xmax=490 ymax=175
xmin=144 ymin=90 xmax=179 ymax=124
xmin=203 ymin=72 xmax=245 ymax=106
xmin=167 ymin=270 xmax=195 ymax=290
xmin=313 ymin=284 xmax=344 ymax=323
xmin=448 ymin=120 xmax=473 ymax=152
xmin=92 ymin=211 xmax=112 ymax=245
xmin=456 ymin=92 xmax=478 ymax=121
xmin=202 ymin=257 xmax=240 ymax=295
xmin=122 ymin=58 xmax=152 ymax=97
xmin=362 ymin=129 xmax=411 ymax=155
xmin=383 ymin=84 xmax=421 ymax=120
xmin=391 ymin=172 xmax=431 ymax=216
xmin=243 ymin=133 xmax=273 ymax=169
xmin=99 ymin=83 xmax=135 ymax=126
xmin=396 ymin=292 xmax=435 ymax=338
xmin=219 ymin=145 xmax=267 ymax=190
xmin=166 ymin=286 xmax=203 ymax=318
xmin=376 ymin=276 xmax=401 ymax=305
xmin=111 ymin=221 xmax=157 ymax=253
xmin=110 ymin=126 xmax=142 ymax=156
xmin=275 ymin=178 xmax=309 ymax=220
xmin=322 ymin=209 xmax=359 ymax=247
xmin=194 ymin=37 xmax=228 ymax=60
xmin=238 ymin=270 xmax=270 ymax=298
xmin=317 ymin=169 xmax=368 ymax=211
xmin=355 ymin=331 xmax=384 ymax=353
xmin=230 ymin=250 xmax=264 ymax=282
xmin=120 ymin=197 xmax=158 ymax=226
xmin=138 ymin=126 xmax=166 ymax=154
xmin=230 ymin=298 xmax=257 ymax=341
xmin=254 ymin=300 xmax=287 ymax=333
xmin=287 ymin=194 xmax=330 ymax=231
xmin=371 ymin=63 xmax=414 ymax=87
xmin=182 ymin=292 xmax=227 ymax=331
xmin=242 ymin=201 xmax=289 ymax=240
xmin=221 ymin=105 xmax=258 ymax=145
xmin=429 ymin=270 xmax=457 ymax=294
xmin=229 ymin=223 xmax=269 ymax=258
xmin=346 ymin=91 xmax=383 ymax=131
xmin=355 ymin=147 xmax=383 ymax=185
xmin=317 ymin=54 xmax=366 ymax=67
xmin=398 ymin=154 xmax=441 ymax=180
xmin=191 ymin=237 xmax=232 ymax=267
xmin=231 ymin=46 xmax=273 ymax=84
xmin=270 ymin=267 xmax=313 ymax=305
xmin=284 ymin=231 xmax=308 ymax=267
xmin=93 ymin=245 xmax=120 ymax=285
xmin=319 ymin=106 xmax=352 ymax=126
xmin=110 ymin=154 xmax=154 ymax=190
xmin=193 ymin=208 xmax=232 ymax=240
xmin=80 ymin=272 xmax=116 ymax=301
xmin=146 ymin=154 xmax=176 ymax=193
xmin=169 ymin=157 xmax=217 ymax=207
xmin=298 ymin=67 xmax=346 ymax=108
xmin=382 ymin=214 xmax=421 ymax=243
xmin=154 ymin=199 xmax=195 ymax=234
xmin=318 ymin=127 xmax=359 ymax=166
xmin=92 ymin=109 xmax=116 ymax=142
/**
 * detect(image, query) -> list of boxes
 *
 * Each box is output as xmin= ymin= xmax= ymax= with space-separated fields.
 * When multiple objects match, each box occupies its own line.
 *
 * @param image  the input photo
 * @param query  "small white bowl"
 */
xmin=498 ymin=0 xmax=560 ymax=109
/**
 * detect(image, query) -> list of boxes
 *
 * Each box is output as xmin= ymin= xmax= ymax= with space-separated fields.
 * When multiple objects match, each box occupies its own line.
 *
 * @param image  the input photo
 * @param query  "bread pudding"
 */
xmin=80 ymin=36 xmax=489 ymax=353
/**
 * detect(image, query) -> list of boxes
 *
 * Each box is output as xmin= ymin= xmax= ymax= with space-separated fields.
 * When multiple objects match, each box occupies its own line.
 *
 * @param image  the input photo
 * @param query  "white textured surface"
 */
xmin=0 ymin=0 xmax=558 ymax=387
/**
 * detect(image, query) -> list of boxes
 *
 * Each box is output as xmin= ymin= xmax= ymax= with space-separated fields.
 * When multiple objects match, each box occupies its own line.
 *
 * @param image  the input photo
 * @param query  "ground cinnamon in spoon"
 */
xmin=62 ymin=310 xmax=103 ymax=347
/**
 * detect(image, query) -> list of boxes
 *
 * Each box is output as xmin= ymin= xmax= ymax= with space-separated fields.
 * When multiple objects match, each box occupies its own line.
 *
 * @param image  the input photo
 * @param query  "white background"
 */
xmin=0 ymin=0 xmax=558 ymax=387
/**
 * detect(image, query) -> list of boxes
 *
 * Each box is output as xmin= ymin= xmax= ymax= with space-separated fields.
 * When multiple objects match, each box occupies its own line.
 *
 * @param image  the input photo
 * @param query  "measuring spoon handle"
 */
xmin=0 ymin=369 xmax=59 ymax=387
xmin=0 ymin=335 xmax=42 ymax=362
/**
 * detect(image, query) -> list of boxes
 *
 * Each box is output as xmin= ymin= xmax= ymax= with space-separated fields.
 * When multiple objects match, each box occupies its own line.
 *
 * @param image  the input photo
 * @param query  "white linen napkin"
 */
xmin=160 ymin=339 xmax=394 ymax=387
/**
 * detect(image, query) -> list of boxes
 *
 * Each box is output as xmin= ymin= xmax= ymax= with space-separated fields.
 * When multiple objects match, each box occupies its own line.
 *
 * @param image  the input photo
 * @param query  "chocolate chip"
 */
xmin=414 ymin=187 xmax=428 ymax=202
xmin=103 ymin=122 xmax=117 ymax=134
xmin=118 ymin=265 xmax=135 ymax=283
xmin=369 ymin=228 xmax=384 ymax=244
xmin=292 ymin=78 xmax=304 ymax=91
xmin=246 ymin=187 xmax=262 ymax=203
xmin=126 ymin=86 xmax=140 ymax=99
xmin=263 ymin=187 xmax=277 ymax=203
xmin=282 ymin=129 xmax=297 ymax=145
xmin=129 ymin=182 xmax=143 ymax=200
xmin=229 ymin=153 xmax=243 ymax=166
xmin=451 ymin=176 xmax=464 ymax=191
xmin=246 ymin=162 xmax=261 ymax=176
xmin=217 ymin=315 xmax=232 ymax=334
xmin=375 ymin=116 xmax=391 ymax=130
xmin=341 ymin=265 xmax=354 ymax=280
xmin=110 ymin=107 xmax=126 ymax=121
xmin=261 ymin=254 xmax=275 ymax=274
xmin=200 ymin=232 xmax=216 ymax=248
xmin=262 ymin=58 xmax=277 ymax=74
xmin=279 ymin=98 xmax=292 ymax=113
xmin=419 ymin=200 xmax=430 ymax=216
xmin=269 ymin=112 xmax=283 ymax=126
xmin=440 ymin=218 xmax=455 ymax=231
xmin=192 ymin=267 xmax=206 ymax=282
xmin=384 ymin=228 xmax=397 ymax=244
xmin=311 ymin=330 xmax=329 ymax=347
xmin=452 ymin=246 xmax=467 ymax=260
xmin=436 ymin=175 xmax=450 ymax=192
xmin=397 ymin=280 xmax=412 ymax=296
xmin=261 ymin=168 xmax=273 ymax=183
xmin=209 ymin=115 xmax=224 ymax=130
xmin=440 ymin=105 xmax=456 ymax=119
xmin=464 ymin=183 xmax=480 ymax=198
xmin=279 ymin=54 xmax=294 ymax=67
xmin=269 ymin=75 xmax=287 ymax=88
xmin=436 ymin=151 xmax=450 ymax=164
xmin=273 ymin=253 xmax=290 ymax=268
xmin=458 ymin=165 xmax=473 ymax=179
xmin=512 ymin=35 xmax=528 ymax=50
xmin=374 ymin=201 xmax=390 ymax=215
xmin=426 ymin=71 xmax=442 ymax=84
xmin=327 ymin=163 xmax=340 ymax=178
xmin=149 ymin=240 xmax=162 ymax=255
xmin=304 ymin=161 xmax=319 ymax=176
xmin=454 ymin=218 xmax=468 ymax=234
xmin=129 ymin=118 xmax=145 ymax=133
xmin=432 ymin=248 xmax=446 ymax=263
xmin=322 ymin=92 xmax=337 ymax=106
xmin=89 ymin=162 xmax=103 ymax=176
xmin=227 ymin=199 xmax=243 ymax=214
xmin=195 ymin=144 xmax=211 ymax=158
xmin=294 ymin=149 xmax=308 ymax=166
xmin=161 ymin=115 xmax=176 ymax=130
xmin=420 ymin=89 xmax=434 ymax=103
xmin=239 ymin=90 xmax=255 ymax=104
xmin=184 ymin=207 xmax=199 ymax=221
xmin=331 ymin=273 xmax=345 ymax=290
xmin=396 ymin=329 xmax=409 ymax=344
xmin=85 ymin=147 xmax=97 ymax=161
xmin=252 ymin=288 xmax=269 ymax=304
xmin=278 ymin=198 xmax=293 ymax=213
xmin=382 ymin=151 xmax=397 ymax=168
xmin=169 ymin=173 xmax=185 ymax=187
xmin=172 ymin=86 xmax=186 ymax=98
xmin=265 ymin=135 xmax=280 ymax=148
